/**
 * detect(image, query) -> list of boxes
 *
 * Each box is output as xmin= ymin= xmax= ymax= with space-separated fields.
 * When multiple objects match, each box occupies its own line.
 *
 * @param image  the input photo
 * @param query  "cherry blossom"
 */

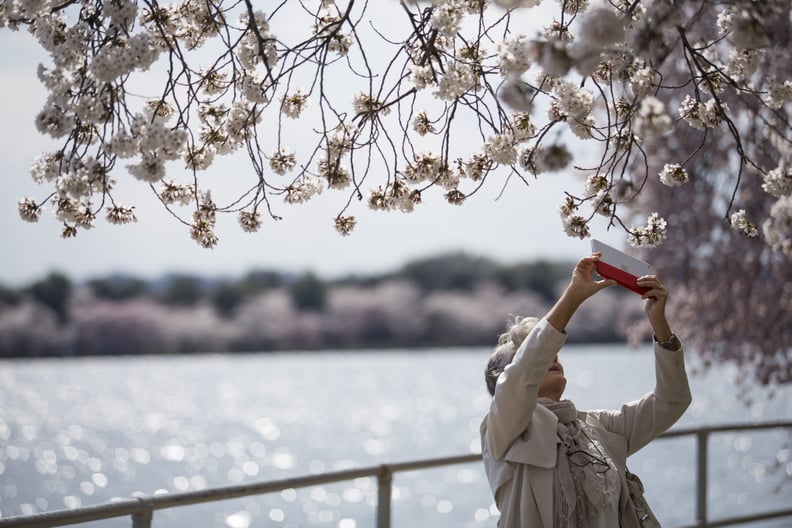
xmin=0 ymin=0 xmax=789 ymax=260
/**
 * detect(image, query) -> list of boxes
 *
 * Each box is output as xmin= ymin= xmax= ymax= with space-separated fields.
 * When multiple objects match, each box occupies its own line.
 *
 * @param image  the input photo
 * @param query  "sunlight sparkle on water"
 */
xmin=225 ymin=510 xmax=252 ymax=528
xmin=270 ymin=448 xmax=295 ymax=470
xmin=2 ymin=351 xmax=790 ymax=526
xmin=268 ymin=508 xmax=285 ymax=522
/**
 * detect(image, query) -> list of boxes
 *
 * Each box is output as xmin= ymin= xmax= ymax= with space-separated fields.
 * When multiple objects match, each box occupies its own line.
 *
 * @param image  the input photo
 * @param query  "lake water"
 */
xmin=1 ymin=345 xmax=790 ymax=527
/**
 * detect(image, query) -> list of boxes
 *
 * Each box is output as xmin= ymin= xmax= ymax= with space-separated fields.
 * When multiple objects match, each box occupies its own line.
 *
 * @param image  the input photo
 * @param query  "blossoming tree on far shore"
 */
xmin=2 ymin=0 xmax=791 ymax=383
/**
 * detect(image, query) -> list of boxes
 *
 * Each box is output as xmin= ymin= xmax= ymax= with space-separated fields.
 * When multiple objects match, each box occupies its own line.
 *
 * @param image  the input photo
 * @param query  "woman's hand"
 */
xmin=546 ymin=253 xmax=615 ymax=333
xmin=567 ymin=253 xmax=617 ymax=304
xmin=637 ymin=275 xmax=673 ymax=342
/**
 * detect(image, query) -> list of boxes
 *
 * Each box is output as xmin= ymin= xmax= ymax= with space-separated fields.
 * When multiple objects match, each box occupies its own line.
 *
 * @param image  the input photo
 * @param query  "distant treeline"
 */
xmin=0 ymin=252 xmax=647 ymax=357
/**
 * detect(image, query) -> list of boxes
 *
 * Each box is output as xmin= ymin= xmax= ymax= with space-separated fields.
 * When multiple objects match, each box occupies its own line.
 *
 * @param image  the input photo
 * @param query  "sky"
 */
xmin=0 ymin=7 xmax=626 ymax=286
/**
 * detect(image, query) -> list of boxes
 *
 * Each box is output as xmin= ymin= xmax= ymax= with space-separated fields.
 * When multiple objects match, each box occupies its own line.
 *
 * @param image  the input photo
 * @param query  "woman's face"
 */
xmin=537 ymin=354 xmax=567 ymax=400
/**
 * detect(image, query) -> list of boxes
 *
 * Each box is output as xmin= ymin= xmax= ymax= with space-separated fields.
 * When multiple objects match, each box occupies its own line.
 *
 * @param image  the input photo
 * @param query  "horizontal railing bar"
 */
xmin=659 ymin=420 xmax=792 ymax=438
xmin=0 ymin=498 xmax=148 ymax=528
xmin=675 ymin=507 xmax=792 ymax=528
xmin=0 ymin=466 xmax=391 ymax=528
xmin=144 ymin=465 xmax=385 ymax=509
xmin=0 ymin=457 xmax=487 ymax=527
xmin=1 ymin=421 xmax=790 ymax=528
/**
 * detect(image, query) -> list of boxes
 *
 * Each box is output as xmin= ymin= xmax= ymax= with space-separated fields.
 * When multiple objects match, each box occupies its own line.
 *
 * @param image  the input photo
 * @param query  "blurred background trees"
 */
xmin=0 ymin=253 xmax=640 ymax=358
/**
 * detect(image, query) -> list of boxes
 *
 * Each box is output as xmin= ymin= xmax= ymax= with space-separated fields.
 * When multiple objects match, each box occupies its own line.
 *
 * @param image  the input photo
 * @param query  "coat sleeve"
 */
xmin=484 ymin=318 xmax=567 ymax=460
xmin=591 ymin=341 xmax=692 ymax=456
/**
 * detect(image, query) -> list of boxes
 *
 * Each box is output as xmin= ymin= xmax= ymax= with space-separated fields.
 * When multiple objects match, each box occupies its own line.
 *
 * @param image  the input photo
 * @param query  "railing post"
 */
xmin=695 ymin=430 xmax=709 ymax=528
xmin=131 ymin=498 xmax=153 ymax=528
xmin=377 ymin=465 xmax=393 ymax=528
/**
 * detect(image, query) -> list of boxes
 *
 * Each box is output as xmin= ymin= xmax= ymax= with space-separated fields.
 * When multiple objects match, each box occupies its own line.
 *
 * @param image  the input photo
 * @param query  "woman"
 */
xmin=480 ymin=253 xmax=692 ymax=528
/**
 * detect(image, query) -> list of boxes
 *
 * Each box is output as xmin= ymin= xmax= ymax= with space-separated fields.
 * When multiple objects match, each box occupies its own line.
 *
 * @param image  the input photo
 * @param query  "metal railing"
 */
xmin=1 ymin=421 xmax=790 ymax=528
xmin=661 ymin=421 xmax=792 ymax=528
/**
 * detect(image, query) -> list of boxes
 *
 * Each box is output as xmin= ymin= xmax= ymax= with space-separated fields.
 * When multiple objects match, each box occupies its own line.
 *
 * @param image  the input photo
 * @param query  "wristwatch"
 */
xmin=654 ymin=333 xmax=681 ymax=351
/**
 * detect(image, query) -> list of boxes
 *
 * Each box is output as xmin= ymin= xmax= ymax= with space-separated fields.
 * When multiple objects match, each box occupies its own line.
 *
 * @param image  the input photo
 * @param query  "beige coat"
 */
xmin=480 ymin=318 xmax=692 ymax=528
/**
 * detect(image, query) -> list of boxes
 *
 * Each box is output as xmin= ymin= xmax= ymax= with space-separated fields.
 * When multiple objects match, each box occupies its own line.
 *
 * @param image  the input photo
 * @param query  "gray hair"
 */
xmin=485 ymin=316 xmax=539 ymax=396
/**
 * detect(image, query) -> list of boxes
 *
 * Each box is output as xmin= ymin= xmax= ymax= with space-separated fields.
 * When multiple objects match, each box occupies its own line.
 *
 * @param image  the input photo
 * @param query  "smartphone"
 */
xmin=590 ymin=239 xmax=654 ymax=295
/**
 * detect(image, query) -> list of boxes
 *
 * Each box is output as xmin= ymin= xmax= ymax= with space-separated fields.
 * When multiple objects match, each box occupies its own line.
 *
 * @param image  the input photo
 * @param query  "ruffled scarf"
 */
xmin=540 ymin=398 xmax=621 ymax=528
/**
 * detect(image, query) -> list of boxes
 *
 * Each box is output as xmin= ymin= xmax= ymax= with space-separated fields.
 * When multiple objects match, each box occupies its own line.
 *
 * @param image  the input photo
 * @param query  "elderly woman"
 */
xmin=481 ymin=253 xmax=692 ymax=528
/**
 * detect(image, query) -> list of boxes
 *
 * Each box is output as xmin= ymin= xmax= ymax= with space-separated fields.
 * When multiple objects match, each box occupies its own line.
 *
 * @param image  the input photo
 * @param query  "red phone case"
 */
xmin=591 ymin=239 xmax=654 ymax=295
xmin=594 ymin=261 xmax=650 ymax=295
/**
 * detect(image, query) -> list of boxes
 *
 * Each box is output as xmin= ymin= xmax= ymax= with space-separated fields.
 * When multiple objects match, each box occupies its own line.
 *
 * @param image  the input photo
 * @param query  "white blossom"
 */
xmin=628 ymin=212 xmax=668 ymax=248
xmin=635 ymin=96 xmax=672 ymax=137
xmin=679 ymin=95 xmax=727 ymax=130
xmin=89 ymin=33 xmax=159 ymax=83
xmin=269 ymin=147 xmax=297 ymax=175
xmin=238 ymin=74 xmax=269 ymax=104
xmin=35 ymin=100 xmax=70 ymax=138
xmin=511 ymin=112 xmax=537 ymax=142
xmin=576 ymin=7 xmax=624 ymax=48
xmin=367 ymin=179 xmax=421 ymax=213
xmin=352 ymin=93 xmax=390 ymax=116
xmin=431 ymin=1 xmax=465 ymax=36
xmin=659 ymin=163 xmax=689 ymax=187
xmin=762 ymin=79 xmax=792 ymax=110
xmin=498 ymin=79 xmax=535 ymax=112
xmin=497 ymin=34 xmax=533 ymax=76
xmin=318 ymin=158 xmax=351 ymax=189
xmin=313 ymin=12 xmax=353 ymax=55
xmin=160 ymin=180 xmax=194 ymax=206
xmin=494 ymin=0 xmax=541 ymax=8
xmin=568 ymin=114 xmax=596 ymax=139
xmin=334 ymin=214 xmax=356 ymax=236
xmin=763 ymin=196 xmax=792 ymax=257
xmin=552 ymin=81 xmax=594 ymax=120
xmin=628 ymin=64 xmax=655 ymax=98
xmin=17 ymin=198 xmax=42 ymax=222
xmin=106 ymin=205 xmax=137 ymax=225
xmin=409 ymin=65 xmax=435 ymax=90
xmin=762 ymin=165 xmax=792 ymax=198
xmin=558 ymin=196 xmax=590 ymax=239
xmin=135 ymin=120 xmax=187 ymax=161
xmin=105 ymin=128 xmax=139 ymax=158
xmin=184 ymin=145 xmax=216 ymax=171
xmin=518 ymin=146 xmax=539 ymax=174
xmin=534 ymin=39 xmax=573 ymax=78
xmin=484 ymin=133 xmax=517 ymax=165
xmin=284 ymin=177 xmax=324 ymax=204
xmin=281 ymin=89 xmax=310 ymax=119
xmin=326 ymin=124 xmax=356 ymax=160
xmin=724 ymin=48 xmax=764 ymax=82
xmin=535 ymin=144 xmax=572 ymax=173
xmin=190 ymin=218 xmax=218 ymax=249
xmin=56 ymin=199 xmax=95 ymax=229
xmin=190 ymin=191 xmax=218 ymax=248
xmin=200 ymin=68 xmax=228 ymax=96
xmin=434 ymin=62 xmax=480 ymax=100
xmin=461 ymin=153 xmax=493 ymax=181
xmin=238 ymin=211 xmax=262 ymax=233
xmin=559 ymin=0 xmax=589 ymax=15
xmin=412 ymin=111 xmax=436 ymax=135
xmin=225 ymin=101 xmax=259 ymax=148
xmin=127 ymin=152 xmax=165 ymax=182
xmin=405 ymin=152 xmax=442 ymax=183
xmin=730 ymin=209 xmax=759 ymax=237
xmin=592 ymin=189 xmax=615 ymax=216
xmin=30 ymin=152 xmax=63 ymax=183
